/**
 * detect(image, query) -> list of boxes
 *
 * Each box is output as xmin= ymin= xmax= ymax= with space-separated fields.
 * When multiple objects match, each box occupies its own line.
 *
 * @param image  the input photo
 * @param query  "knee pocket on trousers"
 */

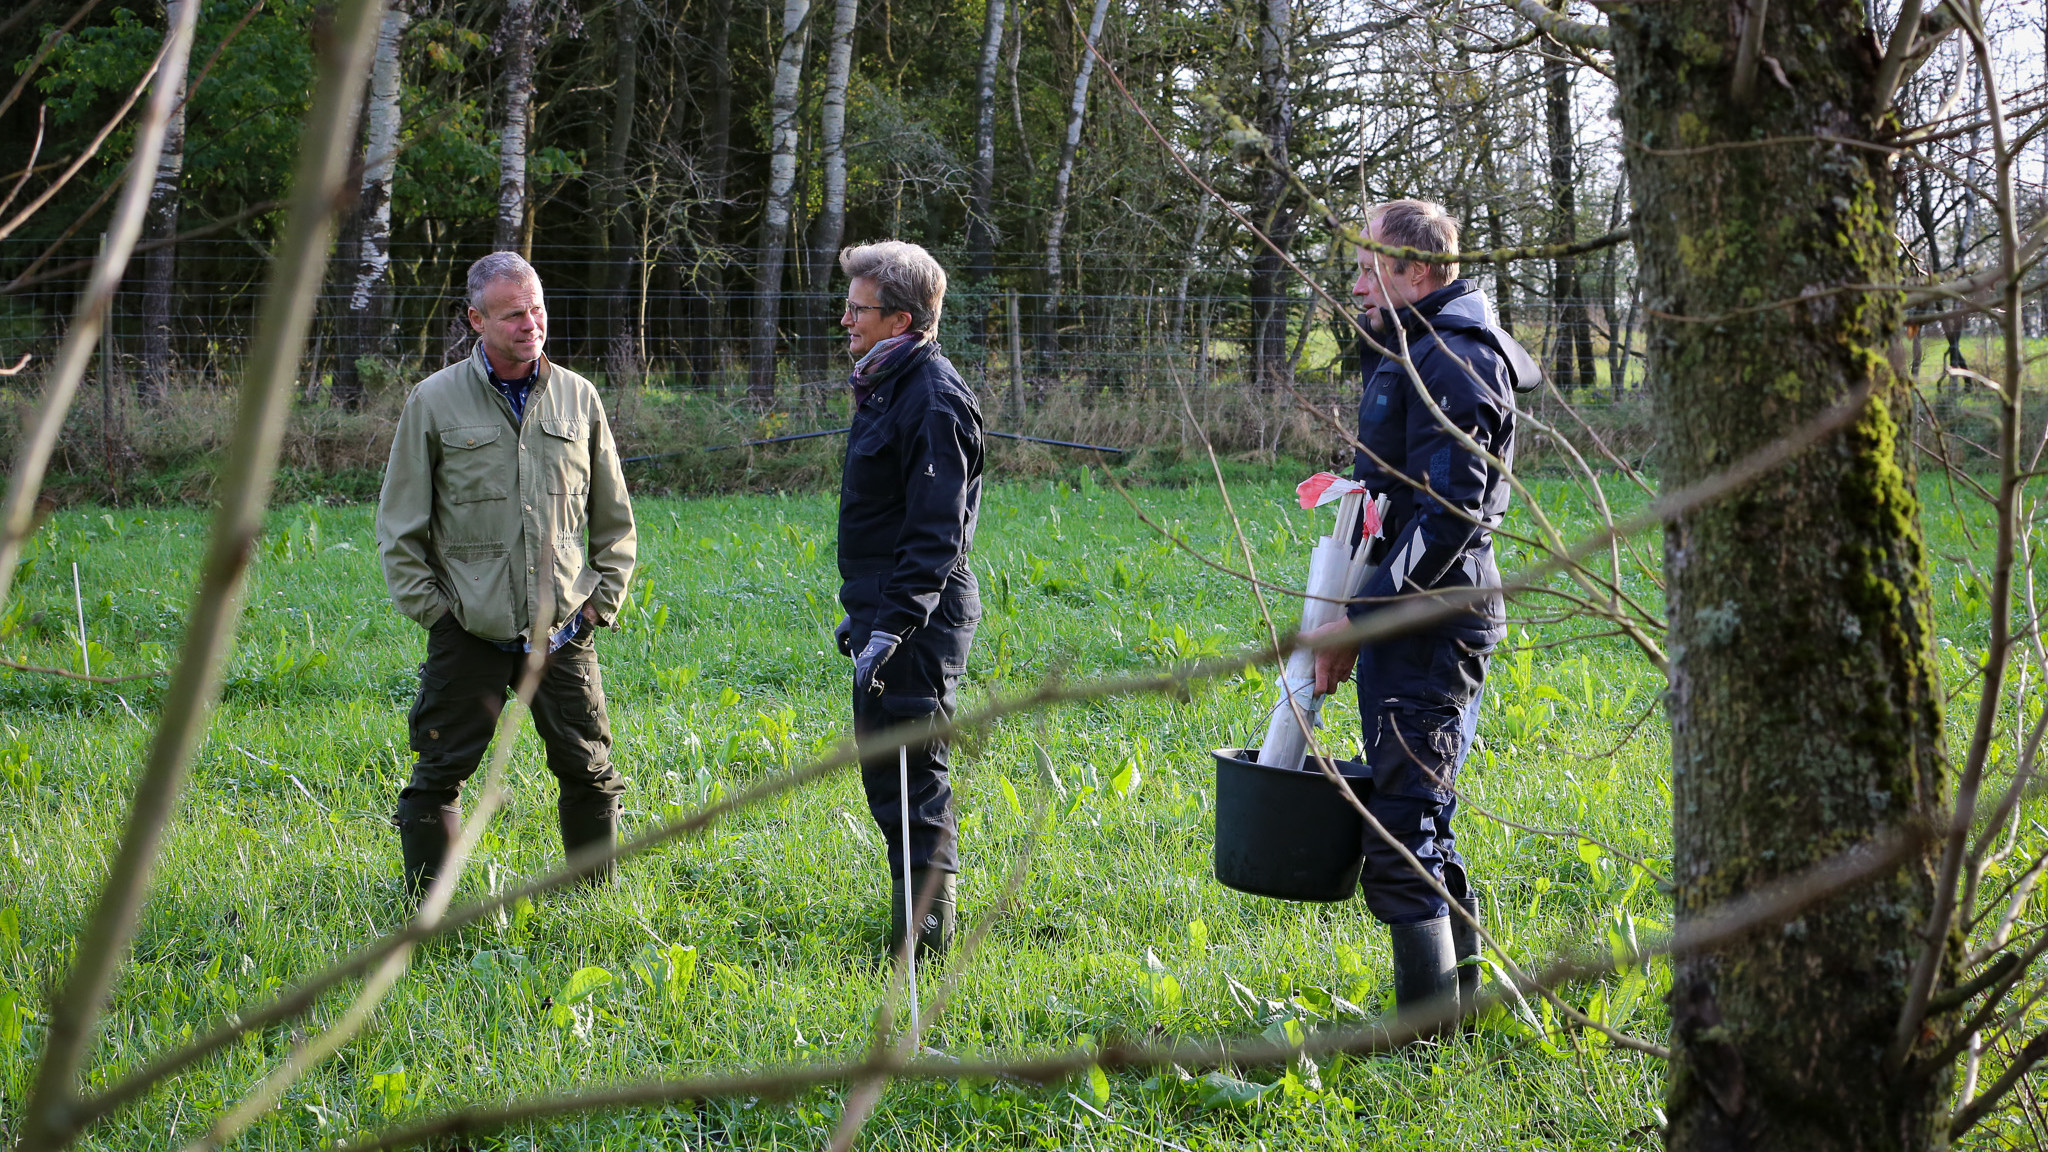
xmin=1371 ymin=706 xmax=1464 ymax=801
xmin=408 ymin=672 xmax=456 ymax=752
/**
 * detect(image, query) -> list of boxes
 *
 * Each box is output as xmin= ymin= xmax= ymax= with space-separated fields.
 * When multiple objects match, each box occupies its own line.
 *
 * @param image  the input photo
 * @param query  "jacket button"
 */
xmin=466 ymin=438 xmax=475 ymax=445
xmin=428 ymin=729 xmax=439 ymax=740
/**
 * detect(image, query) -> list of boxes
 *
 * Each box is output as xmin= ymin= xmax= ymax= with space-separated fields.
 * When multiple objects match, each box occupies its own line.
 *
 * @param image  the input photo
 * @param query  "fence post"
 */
xmin=98 ymin=232 xmax=118 ymax=486
xmin=1007 ymin=289 xmax=1023 ymax=420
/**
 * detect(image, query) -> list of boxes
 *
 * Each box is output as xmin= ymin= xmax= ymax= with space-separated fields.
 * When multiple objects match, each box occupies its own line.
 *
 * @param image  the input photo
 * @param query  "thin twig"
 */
xmin=0 ymin=9 xmax=198 ymax=620
xmin=10 ymin=2 xmax=380 ymax=1147
xmin=331 ymin=821 xmax=1929 ymax=1152
xmin=1459 ymin=798 xmax=1670 ymax=887
xmin=1891 ymin=5 xmax=2028 ymax=1074
xmin=62 ymin=336 xmax=1878 ymax=1140
xmin=0 ymin=0 xmax=106 ymax=123
xmin=0 ymin=657 xmax=159 ymax=683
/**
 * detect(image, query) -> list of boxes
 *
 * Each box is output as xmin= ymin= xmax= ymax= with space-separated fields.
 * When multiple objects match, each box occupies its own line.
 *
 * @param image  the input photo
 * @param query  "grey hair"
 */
xmin=839 ymin=240 xmax=946 ymax=335
xmin=467 ymin=251 xmax=540 ymax=311
xmin=1369 ymin=199 xmax=1460 ymax=286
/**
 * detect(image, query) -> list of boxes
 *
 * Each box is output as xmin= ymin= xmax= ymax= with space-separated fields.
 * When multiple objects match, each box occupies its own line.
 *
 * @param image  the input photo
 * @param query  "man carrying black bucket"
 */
xmin=832 ymin=240 xmax=983 ymax=958
xmin=1313 ymin=200 xmax=1536 ymax=1025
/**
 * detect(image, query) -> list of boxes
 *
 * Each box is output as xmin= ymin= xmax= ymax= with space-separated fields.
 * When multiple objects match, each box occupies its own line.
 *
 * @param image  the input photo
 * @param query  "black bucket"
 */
xmin=1213 ymin=747 xmax=1373 ymax=902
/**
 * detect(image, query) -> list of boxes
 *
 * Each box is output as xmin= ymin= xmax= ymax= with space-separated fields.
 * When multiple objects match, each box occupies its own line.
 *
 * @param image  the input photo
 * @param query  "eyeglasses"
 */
xmin=842 ymin=301 xmax=890 ymax=319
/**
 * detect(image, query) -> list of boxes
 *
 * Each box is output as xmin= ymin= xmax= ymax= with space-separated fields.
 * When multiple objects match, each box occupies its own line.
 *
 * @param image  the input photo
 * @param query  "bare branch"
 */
xmin=1872 ymin=0 xmax=1926 ymax=117
xmin=1460 ymin=798 xmax=1670 ymax=886
xmin=0 ymin=0 xmax=106 ymax=123
xmin=0 ymin=28 xmax=177 ymax=245
xmin=1730 ymin=0 xmax=1770 ymax=105
xmin=1950 ymin=1029 xmax=2048 ymax=1138
xmin=330 ymin=823 xmax=1930 ymax=1152
xmin=1513 ymin=0 xmax=1610 ymax=51
xmin=9 ymin=1 xmax=383 ymax=1146
xmin=0 ymin=657 xmax=159 ymax=683
xmin=1891 ymin=2 xmax=2032 ymax=1075
xmin=61 ymin=374 xmax=1876 ymax=1137
xmin=0 ymin=105 xmax=48 ymax=222
xmin=0 ymin=1 xmax=196 ymax=622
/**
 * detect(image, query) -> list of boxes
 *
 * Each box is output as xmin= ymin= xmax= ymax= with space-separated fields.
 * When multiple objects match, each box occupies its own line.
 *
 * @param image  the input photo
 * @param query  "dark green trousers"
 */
xmin=395 ymin=612 xmax=625 ymax=821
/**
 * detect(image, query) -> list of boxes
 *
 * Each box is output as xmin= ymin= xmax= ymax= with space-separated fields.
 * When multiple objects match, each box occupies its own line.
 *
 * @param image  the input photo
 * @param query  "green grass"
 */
xmin=0 ymin=470 xmax=2007 ymax=1149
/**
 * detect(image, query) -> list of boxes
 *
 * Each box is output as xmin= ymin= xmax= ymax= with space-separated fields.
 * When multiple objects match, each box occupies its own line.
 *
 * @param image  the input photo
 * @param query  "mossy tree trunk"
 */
xmin=1613 ymin=2 xmax=1952 ymax=1149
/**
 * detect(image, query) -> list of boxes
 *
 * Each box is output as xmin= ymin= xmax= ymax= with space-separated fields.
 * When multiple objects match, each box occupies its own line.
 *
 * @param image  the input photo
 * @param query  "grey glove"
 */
xmin=854 ymin=631 xmax=901 ymax=697
xmin=835 ymin=615 xmax=855 ymax=658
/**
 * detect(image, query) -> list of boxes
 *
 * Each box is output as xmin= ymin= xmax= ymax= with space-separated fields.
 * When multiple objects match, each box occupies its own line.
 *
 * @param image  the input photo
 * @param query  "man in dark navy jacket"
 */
xmin=832 ymin=240 xmax=983 ymax=957
xmin=1314 ymin=200 xmax=1536 ymax=1022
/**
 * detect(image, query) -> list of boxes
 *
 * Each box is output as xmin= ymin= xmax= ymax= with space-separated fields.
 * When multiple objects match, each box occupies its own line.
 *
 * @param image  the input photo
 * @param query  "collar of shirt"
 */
xmin=487 ymin=359 xmax=540 ymax=422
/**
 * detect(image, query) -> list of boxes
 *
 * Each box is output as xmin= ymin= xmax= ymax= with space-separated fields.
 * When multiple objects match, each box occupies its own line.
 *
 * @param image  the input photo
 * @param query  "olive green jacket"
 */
xmin=375 ymin=345 xmax=636 ymax=643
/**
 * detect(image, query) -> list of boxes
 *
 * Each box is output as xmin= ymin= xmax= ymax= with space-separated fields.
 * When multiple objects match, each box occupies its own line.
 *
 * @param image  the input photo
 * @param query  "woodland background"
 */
xmin=4 ymin=2 xmax=2048 ymax=1150
xmin=0 ymin=0 xmax=2027 ymax=495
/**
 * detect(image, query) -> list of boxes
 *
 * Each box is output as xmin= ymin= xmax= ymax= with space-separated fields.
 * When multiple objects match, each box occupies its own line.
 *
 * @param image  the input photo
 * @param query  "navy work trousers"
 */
xmin=1355 ymin=626 xmax=1489 ymax=925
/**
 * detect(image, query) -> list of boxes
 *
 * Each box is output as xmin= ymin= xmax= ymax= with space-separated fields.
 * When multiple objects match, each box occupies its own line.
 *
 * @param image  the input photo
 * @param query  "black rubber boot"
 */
xmin=1452 ymin=890 xmax=1483 ymax=1020
xmin=889 ymin=868 xmax=956 ymax=958
xmin=394 ymin=802 xmax=460 ymax=907
xmin=559 ymin=795 xmax=619 ymax=886
xmin=1389 ymin=915 xmax=1458 ymax=1037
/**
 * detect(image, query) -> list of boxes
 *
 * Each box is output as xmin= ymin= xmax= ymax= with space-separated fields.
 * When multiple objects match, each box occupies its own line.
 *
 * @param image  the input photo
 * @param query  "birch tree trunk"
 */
xmin=1244 ymin=0 xmax=1296 ymax=397
xmin=601 ymin=0 xmax=643 ymax=389
xmin=964 ymin=0 xmax=1007 ymax=356
xmin=1007 ymin=0 xmax=1030 ymax=172
xmin=1041 ymin=0 xmax=1109 ymax=375
xmin=748 ymin=0 xmax=812 ymax=404
xmin=334 ymin=4 xmax=409 ymax=409
xmin=139 ymin=0 xmax=188 ymax=405
xmin=493 ymin=0 xmax=537 ymax=253
xmin=806 ymin=0 xmax=859 ymax=379
xmin=1614 ymin=0 xmax=1951 ymax=1145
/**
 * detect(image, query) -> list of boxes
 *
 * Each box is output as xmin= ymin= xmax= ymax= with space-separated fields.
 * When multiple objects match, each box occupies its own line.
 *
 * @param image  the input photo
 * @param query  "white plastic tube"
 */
xmin=898 ymin=743 xmax=918 ymax=1033
xmin=1256 ymin=492 xmax=1382 ymax=771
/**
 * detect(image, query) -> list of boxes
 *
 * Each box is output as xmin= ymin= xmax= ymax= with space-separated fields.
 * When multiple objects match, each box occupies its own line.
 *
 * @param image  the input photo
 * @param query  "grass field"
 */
xmin=0 ymin=468 xmax=2007 ymax=1149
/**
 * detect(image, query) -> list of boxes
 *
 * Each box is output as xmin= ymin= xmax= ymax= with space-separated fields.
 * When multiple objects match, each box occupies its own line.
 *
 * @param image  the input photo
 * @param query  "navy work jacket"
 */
xmin=1349 ymin=278 xmax=1535 ymax=644
xmin=836 ymin=339 xmax=985 ymax=640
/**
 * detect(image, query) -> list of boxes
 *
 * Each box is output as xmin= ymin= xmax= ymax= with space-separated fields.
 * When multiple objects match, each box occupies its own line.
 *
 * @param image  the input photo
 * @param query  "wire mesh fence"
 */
xmin=0 ymin=233 xmax=1677 ymax=501
xmin=0 ymin=236 xmax=1651 ymax=400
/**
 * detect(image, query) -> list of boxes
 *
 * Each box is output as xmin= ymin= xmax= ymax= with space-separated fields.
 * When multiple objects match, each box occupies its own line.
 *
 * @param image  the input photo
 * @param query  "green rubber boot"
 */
xmin=889 ymin=868 xmax=956 ymax=958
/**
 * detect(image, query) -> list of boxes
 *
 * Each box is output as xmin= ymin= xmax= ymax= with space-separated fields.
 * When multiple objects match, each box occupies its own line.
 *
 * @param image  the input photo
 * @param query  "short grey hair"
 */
xmin=1369 ymin=199 xmax=1460 ymax=287
xmin=839 ymin=240 xmax=946 ymax=335
xmin=467 ymin=251 xmax=540 ymax=311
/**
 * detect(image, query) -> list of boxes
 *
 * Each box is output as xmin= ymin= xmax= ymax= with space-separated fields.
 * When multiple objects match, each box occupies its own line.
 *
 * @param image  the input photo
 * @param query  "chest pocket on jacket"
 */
xmin=1362 ymin=383 xmax=1394 ymax=425
xmin=844 ymin=423 xmax=894 ymax=497
xmin=438 ymin=426 xmax=509 ymax=504
xmin=539 ymin=418 xmax=590 ymax=494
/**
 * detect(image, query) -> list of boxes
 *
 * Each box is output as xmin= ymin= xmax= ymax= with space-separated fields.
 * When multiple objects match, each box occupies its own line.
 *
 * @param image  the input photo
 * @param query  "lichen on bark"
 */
xmin=1615 ymin=0 xmax=1951 ymax=1147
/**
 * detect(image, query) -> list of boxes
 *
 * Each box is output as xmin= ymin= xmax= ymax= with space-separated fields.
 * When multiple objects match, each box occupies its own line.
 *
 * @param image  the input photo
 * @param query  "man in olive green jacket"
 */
xmin=376 ymin=252 xmax=637 ymax=902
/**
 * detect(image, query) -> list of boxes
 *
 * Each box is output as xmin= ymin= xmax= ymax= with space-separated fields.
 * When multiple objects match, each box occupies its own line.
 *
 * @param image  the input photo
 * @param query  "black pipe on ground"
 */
xmin=620 ymin=427 xmax=1124 ymax=464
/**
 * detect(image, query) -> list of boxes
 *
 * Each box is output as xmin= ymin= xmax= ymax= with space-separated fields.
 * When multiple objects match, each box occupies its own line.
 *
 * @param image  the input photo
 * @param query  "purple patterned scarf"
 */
xmin=850 ymin=332 xmax=926 ymax=408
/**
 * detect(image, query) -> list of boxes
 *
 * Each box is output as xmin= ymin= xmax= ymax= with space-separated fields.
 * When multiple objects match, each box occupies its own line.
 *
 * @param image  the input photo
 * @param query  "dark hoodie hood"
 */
xmin=1389 ymin=278 xmax=1541 ymax=395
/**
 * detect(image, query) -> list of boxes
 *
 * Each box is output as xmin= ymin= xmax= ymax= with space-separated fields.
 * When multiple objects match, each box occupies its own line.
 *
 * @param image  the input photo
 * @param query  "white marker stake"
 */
xmin=73 ymin=561 xmax=89 ymax=677
xmin=899 ymin=742 xmax=919 ymax=1034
